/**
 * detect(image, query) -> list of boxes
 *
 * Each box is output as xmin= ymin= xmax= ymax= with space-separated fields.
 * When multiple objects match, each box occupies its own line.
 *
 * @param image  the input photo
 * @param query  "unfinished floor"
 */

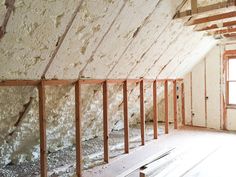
xmin=85 ymin=126 xmax=236 ymax=177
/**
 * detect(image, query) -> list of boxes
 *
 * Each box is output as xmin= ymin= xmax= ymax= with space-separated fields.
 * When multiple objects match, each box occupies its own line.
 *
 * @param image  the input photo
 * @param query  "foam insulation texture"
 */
xmin=0 ymin=0 xmax=220 ymax=167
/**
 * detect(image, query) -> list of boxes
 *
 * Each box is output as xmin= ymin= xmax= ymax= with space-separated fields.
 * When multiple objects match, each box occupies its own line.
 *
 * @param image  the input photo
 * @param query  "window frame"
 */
xmin=224 ymin=50 xmax=236 ymax=107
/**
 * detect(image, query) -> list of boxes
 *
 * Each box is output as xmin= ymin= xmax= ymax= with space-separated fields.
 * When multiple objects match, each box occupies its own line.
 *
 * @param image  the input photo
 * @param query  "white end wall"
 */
xmin=184 ymin=44 xmax=236 ymax=130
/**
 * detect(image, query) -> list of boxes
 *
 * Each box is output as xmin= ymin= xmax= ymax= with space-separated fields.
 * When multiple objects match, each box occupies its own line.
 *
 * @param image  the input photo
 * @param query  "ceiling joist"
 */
xmin=195 ymin=20 xmax=236 ymax=31
xmin=174 ymin=1 xmax=236 ymax=19
xmin=209 ymin=27 xmax=236 ymax=35
xmin=186 ymin=11 xmax=236 ymax=26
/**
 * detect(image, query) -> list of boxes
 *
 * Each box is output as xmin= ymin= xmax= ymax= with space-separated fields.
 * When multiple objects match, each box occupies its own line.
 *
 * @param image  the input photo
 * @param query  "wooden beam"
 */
xmin=173 ymin=80 xmax=178 ymax=129
xmin=0 ymin=78 xmax=184 ymax=87
xmin=186 ymin=11 xmax=236 ymax=26
xmin=140 ymin=80 xmax=145 ymax=145
xmin=44 ymin=79 xmax=76 ymax=86
xmin=153 ymin=80 xmax=158 ymax=139
xmin=191 ymin=0 xmax=198 ymax=14
xmin=196 ymin=20 xmax=236 ymax=31
xmin=174 ymin=1 xmax=236 ymax=18
xmin=224 ymin=33 xmax=236 ymax=38
xmin=123 ymin=80 xmax=129 ymax=153
xmin=209 ymin=27 xmax=236 ymax=35
xmin=0 ymin=80 xmax=39 ymax=86
xmin=181 ymin=82 xmax=186 ymax=126
xmin=103 ymin=81 xmax=109 ymax=163
xmin=164 ymin=80 xmax=169 ymax=134
xmin=75 ymin=80 xmax=82 ymax=177
xmin=38 ymin=81 xmax=47 ymax=177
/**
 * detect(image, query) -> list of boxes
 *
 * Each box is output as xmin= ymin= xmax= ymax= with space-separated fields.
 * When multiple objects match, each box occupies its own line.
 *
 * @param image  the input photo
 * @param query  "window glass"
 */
xmin=229 ymin=82 xmax=236 ymax=104
xmin=228 ymin=59 xmax=236 ymax=81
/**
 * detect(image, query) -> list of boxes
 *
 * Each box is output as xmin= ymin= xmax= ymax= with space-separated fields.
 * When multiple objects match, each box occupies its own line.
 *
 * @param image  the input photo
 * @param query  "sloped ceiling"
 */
xmin=0 ymin=0 xmax=219 ymax=80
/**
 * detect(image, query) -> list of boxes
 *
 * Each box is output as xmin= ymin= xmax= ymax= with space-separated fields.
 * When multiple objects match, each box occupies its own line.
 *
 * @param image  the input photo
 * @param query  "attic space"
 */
xmin=1 ymin=0 xmax=236 ymax=177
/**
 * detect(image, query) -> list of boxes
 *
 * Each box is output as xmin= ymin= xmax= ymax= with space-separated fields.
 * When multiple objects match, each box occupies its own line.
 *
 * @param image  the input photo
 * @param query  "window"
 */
xmin=226 ymin=57 xmax=236 ymax=105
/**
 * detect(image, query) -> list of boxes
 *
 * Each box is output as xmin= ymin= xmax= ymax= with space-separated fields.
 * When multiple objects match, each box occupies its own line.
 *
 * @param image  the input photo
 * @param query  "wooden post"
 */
xmin=191 ymin=0 xmax=198 ymax=14
xmin=140 ymin=80 xmax=145 ymax=145
xmin=164 ymin=80 xmax=169 ymax=134
xmin=123 ymin=80 xmax=129 ymax=153
xmin=173 ymin=80 xmax=177 ymax=129
xmin=75 ymin=80 xmax=82 ymax=176
xmin=38 ymin=81 xmax=47 ymax=177
xmin=103 ymin=81 xmax=109 ymax=163
xmin=153 ymin=80 xmax=158 ymax=139
xmin=181 ymin=82 xmax=186 ymax=126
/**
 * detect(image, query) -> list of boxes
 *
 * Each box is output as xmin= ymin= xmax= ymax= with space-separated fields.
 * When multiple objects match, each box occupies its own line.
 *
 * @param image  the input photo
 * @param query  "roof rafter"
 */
xmin=186 ymin=11 xmax=236 ymax=26
xmin=209 ymin=27 xmax=236 ymax=35
xmin=195 ymin=20 xmax=236 ymax=31
xmin=174 ymin=1 xmax=236 ymax=19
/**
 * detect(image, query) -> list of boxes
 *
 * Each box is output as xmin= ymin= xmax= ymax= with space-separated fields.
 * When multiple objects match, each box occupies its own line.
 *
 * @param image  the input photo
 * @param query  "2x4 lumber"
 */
xmin=38 ymin=81 xmax=47 ymax=177
xmin=175 ymin=1 xmax=236 ymax=18
xmin=0 ymin=78 xmax=184 ymax=87
xmin=186 ymin=11 xmax=236 ymax=26
xmin=173 ymin=80 xmax=178 ymax=129
xmin=164 ymin=80 xmax=169 ymax=134
xmin=0 ymin=80 xmax=39 ymax=86
xmin=140 ymin=80 xmax=145 ymax=145
xmin=103 ymin=81 xmax=109 ymax=163
xmin=196 ymin=20 xmax=236 ymax=31
xmin=224 ymin=33 xmax=236 ymax=38
xmin=75 ymin=81 xmax=82 ymax=177
xmin=181 ymin=83 xmax=186 ymax=125
xmin=191 ymin=0 xmax=198 ymax=14
xmin=210 ymin=27 xmax=236 ymax=35
xmin=123 ymin=80 xmax=129 ymax=153
xmin=153 ymin=80 xmax=158 ymax=139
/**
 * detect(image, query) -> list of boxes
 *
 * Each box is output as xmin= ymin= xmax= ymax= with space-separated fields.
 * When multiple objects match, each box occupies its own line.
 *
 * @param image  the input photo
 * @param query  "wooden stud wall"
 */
xmin=173 ymin=80 xmax=178 ymax=129
xmin=140 ymin=80 xmax=145 ymax=145
xmin=164 ymin=80 xmax=169 ymax=134
xmin=38 ymin=81 xmax=47 ymax=177
xmin=0 ymin=78 xmax=184 ymax=177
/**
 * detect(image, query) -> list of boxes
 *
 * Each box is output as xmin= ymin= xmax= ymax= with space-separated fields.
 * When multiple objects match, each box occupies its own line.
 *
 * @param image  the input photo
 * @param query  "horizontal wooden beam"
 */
xmin=0 ymin=78 xmax=184 ymax=87
xmin=195 ymin=20 xmax=236 ymax=31
xmin=224 ymin=33 xmax=236 ymax=38
xmin=209 ymin=27 xmax=236 ymax=35
xmin=0 ymin=80 xmax=40 ymax=86
xmin=186 ymin=11 xmax=236 ymax=26
xmin=174 ymin=1 xmax=236 ymax=19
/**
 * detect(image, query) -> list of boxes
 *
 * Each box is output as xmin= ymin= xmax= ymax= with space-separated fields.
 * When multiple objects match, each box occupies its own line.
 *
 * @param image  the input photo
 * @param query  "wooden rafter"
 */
xmin=209 ymin=26 xmax=236 ymax=35
xmin=174 ymin=1 xmax=236 ymax=19
xmin=186 ymin=11 xmax=236 ymax=26
xmin=195 ymin=20 xmax=236 ymax=31
xmin=224 ymin=33 xmax=236 ymax=38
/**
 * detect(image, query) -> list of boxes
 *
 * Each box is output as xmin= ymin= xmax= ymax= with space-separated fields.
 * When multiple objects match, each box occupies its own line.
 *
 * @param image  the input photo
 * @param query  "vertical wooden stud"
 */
xmin=153 ymin=80 xmax=158 ymax=139
xmin=103 ymin=80 xmax=109 ymax=163
xmin=38 ymin=81 xmax=47 ymax=177
xmin=173 ymin=80 xmax=178 ymax=129
xmin=140 ymin=80 xmax=145 ymax=145
xmin=164 ymin=80 xmax=169 ymax=134
xmin=191 ymin=0 xmax=198 ymax=14
xmin=181 ymin=82 xmax=186 ymax=126
xmin=123 ymin=80 xmax=129 ymax=153
xmin=75 ymin=80 xmax=82 ymax=177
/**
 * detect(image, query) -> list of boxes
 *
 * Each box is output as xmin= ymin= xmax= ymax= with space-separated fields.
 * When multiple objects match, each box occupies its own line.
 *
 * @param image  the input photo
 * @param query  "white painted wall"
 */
xmin=184 ymin=44 xmax=236 ymax=130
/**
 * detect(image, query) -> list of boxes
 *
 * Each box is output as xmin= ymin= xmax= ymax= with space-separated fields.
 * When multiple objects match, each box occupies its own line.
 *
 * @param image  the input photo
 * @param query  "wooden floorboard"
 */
xmin=84 ymin=127 xmax=236 ymax=177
